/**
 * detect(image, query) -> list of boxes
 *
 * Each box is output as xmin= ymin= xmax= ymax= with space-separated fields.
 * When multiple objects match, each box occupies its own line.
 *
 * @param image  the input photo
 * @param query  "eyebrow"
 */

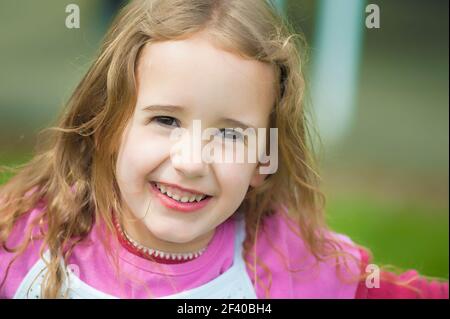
xmin=141 ymin=104 xmax=184 ymax=113
xmin=141 ymin=104 xmax=256 ymax=130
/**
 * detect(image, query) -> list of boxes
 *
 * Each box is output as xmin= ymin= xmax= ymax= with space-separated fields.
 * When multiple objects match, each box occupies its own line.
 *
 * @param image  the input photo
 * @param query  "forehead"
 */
xmin=135 ymin=33 xmax=276 ymax=127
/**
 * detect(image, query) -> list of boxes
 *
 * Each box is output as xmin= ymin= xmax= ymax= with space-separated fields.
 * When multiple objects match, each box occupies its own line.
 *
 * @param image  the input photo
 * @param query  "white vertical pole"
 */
xmin=311 ymin=0 xmax=366 ymax=146
xmin=273 ymin=0 xmax=286 ymax=14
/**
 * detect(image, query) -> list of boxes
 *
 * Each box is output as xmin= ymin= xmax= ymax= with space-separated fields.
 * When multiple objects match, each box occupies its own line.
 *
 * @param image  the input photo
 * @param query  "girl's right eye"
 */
xmin=151 ymin=116 xmax=180 ymax=127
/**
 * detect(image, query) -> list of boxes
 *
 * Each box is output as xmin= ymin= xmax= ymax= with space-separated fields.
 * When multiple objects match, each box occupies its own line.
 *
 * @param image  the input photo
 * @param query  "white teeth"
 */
xmin=154 ymin=182 xmax=208 ymax=203
xmin=180 ymin=196 xmax=189 ymax=203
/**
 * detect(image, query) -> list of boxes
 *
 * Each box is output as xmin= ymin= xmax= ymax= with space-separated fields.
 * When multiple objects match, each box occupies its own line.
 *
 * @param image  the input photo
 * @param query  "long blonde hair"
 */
xmin=1 ymin=0 xmax=366 ymax=298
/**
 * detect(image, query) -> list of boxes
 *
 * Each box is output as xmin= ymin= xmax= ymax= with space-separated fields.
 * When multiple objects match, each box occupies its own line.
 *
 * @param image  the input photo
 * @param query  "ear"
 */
xmin=250 ymin=164 xmax=268 ymax=188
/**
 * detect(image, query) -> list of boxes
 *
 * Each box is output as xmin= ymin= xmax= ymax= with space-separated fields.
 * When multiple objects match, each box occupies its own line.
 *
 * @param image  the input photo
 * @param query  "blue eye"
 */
xmin=219 ymin=128 xmax=243 ymax=141
xmin=152 ymin=116 xmax=180 ymax=127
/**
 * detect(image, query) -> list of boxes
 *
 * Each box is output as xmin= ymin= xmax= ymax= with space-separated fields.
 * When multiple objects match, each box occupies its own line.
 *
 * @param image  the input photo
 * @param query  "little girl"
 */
xmin=0 ymin=0 xmax=447 ymax=299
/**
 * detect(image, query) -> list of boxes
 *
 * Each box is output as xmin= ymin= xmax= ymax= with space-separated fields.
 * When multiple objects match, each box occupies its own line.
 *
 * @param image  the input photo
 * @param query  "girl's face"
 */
xmin=115 ymin=32 xmax=276 ymax=251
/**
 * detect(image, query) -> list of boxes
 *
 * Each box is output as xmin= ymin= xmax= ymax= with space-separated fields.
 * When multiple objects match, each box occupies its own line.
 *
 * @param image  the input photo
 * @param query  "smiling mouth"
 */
xmin=150 ymin=182 xmax=211 ymax=203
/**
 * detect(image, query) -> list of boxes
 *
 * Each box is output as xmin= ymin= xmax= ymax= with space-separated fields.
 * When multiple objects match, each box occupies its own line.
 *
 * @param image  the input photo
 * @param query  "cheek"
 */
xmin=214 ymin=163 xmax=257 ymax=199
xmin=116 ymin=128 xmax=170 ymax=184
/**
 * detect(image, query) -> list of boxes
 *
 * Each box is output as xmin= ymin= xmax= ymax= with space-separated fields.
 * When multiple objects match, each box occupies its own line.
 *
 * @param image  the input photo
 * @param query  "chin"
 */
xmin=147 ymin=223 xmax=198 ymax=244
xmin=157 ymin=233 xmax=197 ymax=245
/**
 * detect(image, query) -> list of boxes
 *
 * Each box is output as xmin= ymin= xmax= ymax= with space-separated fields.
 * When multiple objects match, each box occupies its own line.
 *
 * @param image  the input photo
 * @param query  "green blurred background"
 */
xmin=0 ymin=0 xmax=448 ymax=279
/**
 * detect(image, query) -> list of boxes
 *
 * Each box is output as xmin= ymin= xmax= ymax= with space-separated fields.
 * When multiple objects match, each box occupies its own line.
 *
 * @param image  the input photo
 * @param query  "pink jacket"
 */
xmin=1 ymin=199 xmax=448 ymax=299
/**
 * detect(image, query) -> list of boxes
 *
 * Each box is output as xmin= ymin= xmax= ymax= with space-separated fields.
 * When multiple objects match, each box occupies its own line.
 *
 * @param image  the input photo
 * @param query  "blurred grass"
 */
xmin=0 ymin=153 xmax=33 ymax=185
xmin=327 ymin=197 xmax=448 ymax=280
xmin=1 ymin=153 xmax=448 ymax=280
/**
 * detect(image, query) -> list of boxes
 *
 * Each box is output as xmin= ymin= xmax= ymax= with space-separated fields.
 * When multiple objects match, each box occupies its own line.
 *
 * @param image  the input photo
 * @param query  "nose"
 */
xmin=170 ymin=129 xmax=208 ymax=178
